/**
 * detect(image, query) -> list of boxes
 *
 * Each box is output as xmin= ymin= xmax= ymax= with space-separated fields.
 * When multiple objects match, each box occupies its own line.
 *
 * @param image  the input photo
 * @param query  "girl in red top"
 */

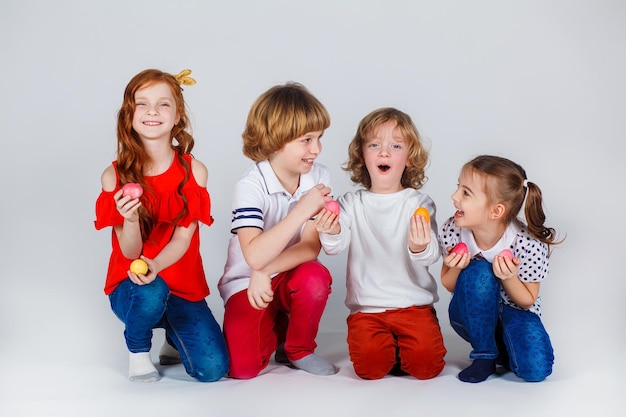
xmin=94 ymin=69 xmax=228 ymax=382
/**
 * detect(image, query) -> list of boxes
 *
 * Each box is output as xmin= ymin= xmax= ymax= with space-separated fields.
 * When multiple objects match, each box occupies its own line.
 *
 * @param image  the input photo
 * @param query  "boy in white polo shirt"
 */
xmin=218 ymin=82 xmax=337 ymax=378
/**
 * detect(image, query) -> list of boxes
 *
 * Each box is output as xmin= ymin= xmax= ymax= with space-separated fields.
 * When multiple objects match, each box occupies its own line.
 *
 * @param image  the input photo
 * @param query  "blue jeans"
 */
xmin=449 ymin=258 xmax=554 ymax=382
xmin=109 ymin=277 xmax=229 ymax=382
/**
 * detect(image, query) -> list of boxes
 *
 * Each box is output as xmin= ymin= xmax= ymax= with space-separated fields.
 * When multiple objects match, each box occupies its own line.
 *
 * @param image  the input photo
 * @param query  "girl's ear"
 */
xmin=489 ymin=203 xmax=506 ymax=220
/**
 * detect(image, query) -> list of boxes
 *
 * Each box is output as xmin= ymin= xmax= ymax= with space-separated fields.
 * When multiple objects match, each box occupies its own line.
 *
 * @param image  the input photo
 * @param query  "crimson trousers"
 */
xmin=223 ymin=261 xmax=332 ymax=379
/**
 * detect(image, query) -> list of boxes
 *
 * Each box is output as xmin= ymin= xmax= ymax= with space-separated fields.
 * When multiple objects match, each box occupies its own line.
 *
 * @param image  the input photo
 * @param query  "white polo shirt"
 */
xmin=218 ymin=160 xmax=332 ymax=303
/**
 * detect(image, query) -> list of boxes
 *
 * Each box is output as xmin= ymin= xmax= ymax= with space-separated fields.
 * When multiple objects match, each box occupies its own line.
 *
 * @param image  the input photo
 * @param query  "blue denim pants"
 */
xmin=109 ymin=277 xmax=229 ymax=382
xmin=448 ymin=258 xmax=554 ymax=382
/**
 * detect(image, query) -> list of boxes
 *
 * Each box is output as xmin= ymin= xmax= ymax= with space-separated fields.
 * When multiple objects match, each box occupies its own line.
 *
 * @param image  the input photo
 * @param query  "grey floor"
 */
xmin=1 ymin=289 xmax=622 ymax=417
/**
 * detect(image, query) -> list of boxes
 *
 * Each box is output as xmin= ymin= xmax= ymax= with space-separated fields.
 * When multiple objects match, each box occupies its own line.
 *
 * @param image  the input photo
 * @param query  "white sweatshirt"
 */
xmin=320 ymin=188 xmax=441 ymax=314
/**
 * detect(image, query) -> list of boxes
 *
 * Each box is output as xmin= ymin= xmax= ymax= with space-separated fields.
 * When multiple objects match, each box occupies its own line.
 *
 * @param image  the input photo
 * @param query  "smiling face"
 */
xmin=362 ymin=120 xmax=409 ymax=193
xmin=451 ymin=168 xmax=495 ymax=230
xmin=132 ymin=82 xmax=178 ymax=142
xmin=269 ymin=130 xmax=324 ymax=192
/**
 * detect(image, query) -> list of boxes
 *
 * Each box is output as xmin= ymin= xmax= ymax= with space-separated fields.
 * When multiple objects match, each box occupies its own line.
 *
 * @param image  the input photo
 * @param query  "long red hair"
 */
xmin=116 ymin=69 xmax=194 ymax=239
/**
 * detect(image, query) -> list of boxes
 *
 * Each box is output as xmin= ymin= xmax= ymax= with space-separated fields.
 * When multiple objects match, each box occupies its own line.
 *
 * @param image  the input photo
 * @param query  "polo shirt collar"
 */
xmin=257 ymin=160 xmax=316 ymax=197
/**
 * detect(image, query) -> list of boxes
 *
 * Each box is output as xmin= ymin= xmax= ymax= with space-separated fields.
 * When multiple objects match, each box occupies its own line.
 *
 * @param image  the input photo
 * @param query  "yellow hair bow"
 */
xmin=174 ymin=69 xmax=196 ymax=86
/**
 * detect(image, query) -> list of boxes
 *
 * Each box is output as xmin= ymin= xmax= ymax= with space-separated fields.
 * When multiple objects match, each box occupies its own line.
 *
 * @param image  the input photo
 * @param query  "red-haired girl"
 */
xmin=95 ymin=69 xmax=228 ymax=382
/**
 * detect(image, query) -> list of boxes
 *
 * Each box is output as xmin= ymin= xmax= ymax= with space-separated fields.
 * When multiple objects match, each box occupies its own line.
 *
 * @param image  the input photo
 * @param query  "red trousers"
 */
xmin=347 ymin=305 xmax=447 ymax=380
xmin=223 ymin=261 xmax=332 ymax=379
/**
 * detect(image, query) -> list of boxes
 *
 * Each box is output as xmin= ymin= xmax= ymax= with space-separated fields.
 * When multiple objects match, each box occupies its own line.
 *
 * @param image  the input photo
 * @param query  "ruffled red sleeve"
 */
xmin=153 ymin=184 xmax=214 ymax=228
xmin=185 ymin=185 xmax=214 ymax=227
xmin=94 ymin=189 xmax=123 ymax=230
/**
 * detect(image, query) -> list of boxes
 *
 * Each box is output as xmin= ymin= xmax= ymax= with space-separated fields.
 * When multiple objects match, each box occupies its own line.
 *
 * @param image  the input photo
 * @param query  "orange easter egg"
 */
xmin=413 ymin=206 xmax=430 ymax=223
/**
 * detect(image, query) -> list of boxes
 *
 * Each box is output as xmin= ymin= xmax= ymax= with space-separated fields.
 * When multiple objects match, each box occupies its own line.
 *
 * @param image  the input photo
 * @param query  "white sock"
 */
xmin=159 ymin=339 xmax=182 ymax=365
xmin=128 ymin=352 xmax=161 ymax=382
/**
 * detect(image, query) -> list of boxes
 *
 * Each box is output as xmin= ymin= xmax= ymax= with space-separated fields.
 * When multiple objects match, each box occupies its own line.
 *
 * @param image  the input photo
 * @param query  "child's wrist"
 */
xmin=409 ymin=245 xmax=426 ymax=254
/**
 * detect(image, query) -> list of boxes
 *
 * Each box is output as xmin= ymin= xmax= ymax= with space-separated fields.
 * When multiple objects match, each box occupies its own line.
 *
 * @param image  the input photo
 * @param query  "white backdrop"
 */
xmin=0 ymin=1 xmax=624 ymax=416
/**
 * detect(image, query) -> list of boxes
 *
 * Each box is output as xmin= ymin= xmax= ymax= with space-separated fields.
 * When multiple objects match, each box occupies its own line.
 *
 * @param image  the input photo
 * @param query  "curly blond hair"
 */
xmin=344 ymin=107 xmax=429 ymax=190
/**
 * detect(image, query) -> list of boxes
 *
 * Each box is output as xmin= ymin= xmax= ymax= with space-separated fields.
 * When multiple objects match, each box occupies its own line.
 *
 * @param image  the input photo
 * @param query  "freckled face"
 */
xmin=132 ymin=82 xmax=178 ymax=142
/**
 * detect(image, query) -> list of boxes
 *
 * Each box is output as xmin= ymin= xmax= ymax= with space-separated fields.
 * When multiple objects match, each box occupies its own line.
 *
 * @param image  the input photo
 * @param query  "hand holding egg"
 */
xmin=493 ymin=249 xmax=519 ymax=280
xmin=444 ymin=242 xmax=470 ymax=269
xmin=130 ymin=259 xmax=149 ymax=275
xmin=324 ymin=200 xmax=340 ymax=216
xmin=451 ymin=242 xmax=468 ymax=255
xmin=413 ymin=207 xmax=430 ymax=223
xmin=122 ymin=183 xmax=143 ymax=199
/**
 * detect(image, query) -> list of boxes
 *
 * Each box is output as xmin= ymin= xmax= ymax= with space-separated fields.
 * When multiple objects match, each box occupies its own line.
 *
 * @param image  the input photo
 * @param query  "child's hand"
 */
xmin=297 ymin=184 xmax=332 ymax=218
xmin=493 ymin=255 xmax=520 ymax=281
xmin=408 ymin=213 xmax=431 ymax=253
xmin=127 ymin=256 xmax=158 ymax=285
xmin=114 ymin=189 xmax=141 ymax=222
xmin=443 ymin=247 xmax=471 ymax=269
xmin=247 ymin=270 xmax=274 ymax=310
xmin=314 ymin=209 xmax=340 ymax=235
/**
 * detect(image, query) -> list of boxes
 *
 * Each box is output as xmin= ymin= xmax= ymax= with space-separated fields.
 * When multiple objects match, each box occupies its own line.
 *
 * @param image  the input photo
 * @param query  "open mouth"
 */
xmin=378 ymin=165 xmax=390 ymax=172
xmin=454 ymin=209 xmax=464 ymax=218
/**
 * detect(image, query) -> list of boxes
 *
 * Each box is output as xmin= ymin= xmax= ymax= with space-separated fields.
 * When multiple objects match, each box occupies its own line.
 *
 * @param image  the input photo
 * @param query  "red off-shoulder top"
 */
xmin=94 ymin=154 xmax=214 ymax=301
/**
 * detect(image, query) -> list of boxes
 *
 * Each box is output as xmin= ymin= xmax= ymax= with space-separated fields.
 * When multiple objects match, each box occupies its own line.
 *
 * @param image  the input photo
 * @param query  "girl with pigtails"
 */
xmin=95 ymin=69 xmax=228 ymax=382
xmin=438 ymin=155 xmax=562 ymax=383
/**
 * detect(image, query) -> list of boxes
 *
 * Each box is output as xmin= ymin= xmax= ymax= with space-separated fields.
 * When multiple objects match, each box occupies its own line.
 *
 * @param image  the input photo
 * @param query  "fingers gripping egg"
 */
xmin=451 ymin=242 xmax=468 ymax=255
xmin=324 ymin=200 xmax=340 ymax=216
xmin=130 ymin=259 xmax=149 ymax=275
xmin=413 ymin=207 xmax=430 ymax=223
xmin=122 ymin=183 xmax=143 ymax=199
